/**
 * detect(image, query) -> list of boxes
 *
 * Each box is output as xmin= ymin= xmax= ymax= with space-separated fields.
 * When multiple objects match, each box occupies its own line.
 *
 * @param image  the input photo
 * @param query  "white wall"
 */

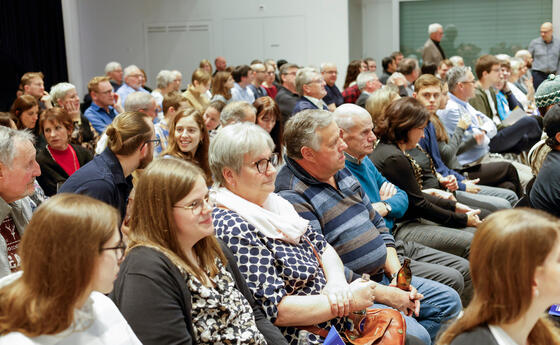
xmin=64 ymin=0 xmax=350 ymax=96
xmin=361 ymin=0 xmax=399 ymax=76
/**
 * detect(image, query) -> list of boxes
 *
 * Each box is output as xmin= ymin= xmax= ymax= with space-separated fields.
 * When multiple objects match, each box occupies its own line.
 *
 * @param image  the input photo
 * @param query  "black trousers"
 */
xmin=532 ymin=69 xmax=552 ymax=90
xmin=458 ymin=161 xmax=523 ymax=197
xmin=489 ymin=116 xmax=542 ymax=154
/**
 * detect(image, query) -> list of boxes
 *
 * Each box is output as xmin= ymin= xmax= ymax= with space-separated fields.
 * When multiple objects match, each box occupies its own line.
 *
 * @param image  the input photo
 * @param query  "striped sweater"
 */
xmin=275 ymin=156 xmax=395 ymax=282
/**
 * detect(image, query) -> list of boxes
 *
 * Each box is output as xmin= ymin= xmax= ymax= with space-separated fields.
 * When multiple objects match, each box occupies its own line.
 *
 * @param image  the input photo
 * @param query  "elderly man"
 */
xmin=84 ymin=76 xmax=122 ymax=135
xmin=292 ymin=68 xmax=329 ymax=115
xmin=274 ymin=63 xmax=300 ymax=122
xmin=170 ymin=70 xmax=183 ymax=91
xmin=248 ymin=63 xmax=268 ymax=99
xmin=529 ymin=22 xmax=560 ymax=89
xmin=213 ymin=56 xmax=227 ymax=76
xmin=105 ymin=61 xmax=123 ymax=91
xmin=230 ymin=65 xmax=255 ymax=104
xmin=219 ymin=101 xmax=256 ymax=127
xmin=0 ymin=128 xmax=41 ymax=277
xmin=355 ymin=72 xmax=382 ymax=108
xmin=275 ymin=109 xmax=461 ymax=344
xmin=116 ymin=65 xmax=149 ymax=107
xmin=422 ymin=23 xmax=446 ymax=66
xmin=438 ymin=66 xmax=535 ymax=187
xmin=61 ymin=111 xmax=155 ymax=220
xmin=321 ymin=63 xmax=344 ymax=111
xmin=449 ymin=56 xmax=464 ymax=67
xmin=333 ymin=103 xmax=472 ymax=304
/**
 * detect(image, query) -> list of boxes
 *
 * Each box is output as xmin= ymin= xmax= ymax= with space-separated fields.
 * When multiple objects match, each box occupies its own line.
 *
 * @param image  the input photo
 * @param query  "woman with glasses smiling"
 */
xmin=210 ymin=123 xmax=378 ymax=345
xmin=0 ymin=194 xmax=140 ymax=344
xmin=111 ymin=158 xmax=287 ymax=345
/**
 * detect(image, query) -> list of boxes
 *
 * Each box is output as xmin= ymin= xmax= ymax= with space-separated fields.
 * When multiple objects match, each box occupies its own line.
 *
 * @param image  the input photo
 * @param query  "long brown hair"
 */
xmin=438 ymin=209 xmax=560 ymax=345
xmin=10 ymin=95 xmax=39 ymax=135
xmin=253 ymin=96 xmax=283 ymax=159
xmin=162 ymin=108 xmax=211 ymax=182
xmin=129 ymin=158 xmax=226 ymax=284
xmin=211 ymin=71 xmax=232 ymax=100
xmin=343 ymin=60 xmax=363 ymax=89
xmin=0 ymin=194 xmax=119 ymax=336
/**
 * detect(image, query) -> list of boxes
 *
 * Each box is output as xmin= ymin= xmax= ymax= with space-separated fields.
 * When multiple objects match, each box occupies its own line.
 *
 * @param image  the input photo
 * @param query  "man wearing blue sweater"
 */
xmin=333 ymin=103 xmax=472 ymax=306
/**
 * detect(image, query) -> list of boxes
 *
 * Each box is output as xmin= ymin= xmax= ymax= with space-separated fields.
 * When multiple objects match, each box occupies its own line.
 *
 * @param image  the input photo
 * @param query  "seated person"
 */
xmin=0 ymin=194 xmax=141 ymax=344
xmin=275 ymin=111 xmax=463 ymax=344
xmin=531 ymin=105 xmax=560 ymax=216
xmin=182 ymin=68 xmax=211 ymax=113
xmin=36 ymin=108 xmax=93 ymax=196
xmin=254 ymin=96 xmax=284 ymax=162
xmin=153 ymin=92 xmax=189 ymax=156
xmin=49 ymin=82 xmax=98 ymax=153
xmin=438 ymin=209 xmax=560 ymax=345
xmin=292 ymin=68 xmax=329 ymax=115
xmin=210 ymin=123 xmax=422 ymax=345
xmin=342 ymin=60 xmax=363 ymax=104
xmin=161 ymin=108 xmax=211 ymax=183
xmin=10 ymin=95 xmax=44 ymax=149
xmin=203 ymin=100 xmax=225 ymax=134
xmin=334 ymin=104 xmax=473 ymax=305
xmin=370 ymin=98 xmax=480 ymax=258
xmin=110 ymin=158 xmax=287 ymax=345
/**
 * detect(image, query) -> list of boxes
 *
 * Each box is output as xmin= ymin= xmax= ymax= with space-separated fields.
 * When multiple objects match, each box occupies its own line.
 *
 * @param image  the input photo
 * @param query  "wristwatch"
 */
xmin=383 ymin=202 xmax=392 ymax=213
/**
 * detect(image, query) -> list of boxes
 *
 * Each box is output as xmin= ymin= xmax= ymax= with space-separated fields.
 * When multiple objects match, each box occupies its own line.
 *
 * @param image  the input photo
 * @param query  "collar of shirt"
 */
xmin=344 ymin=151 xmax=363 ymax=164
xmin=99 ymin=148 xmax=131 ymax=187
xmin=90 ymin=102 xmax=115 ymax=115
xmin=304 ymin=95 xmax=327 ymax=109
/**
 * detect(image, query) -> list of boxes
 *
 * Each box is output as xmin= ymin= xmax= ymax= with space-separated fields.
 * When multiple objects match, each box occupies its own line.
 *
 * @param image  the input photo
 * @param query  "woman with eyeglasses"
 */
xmin=161 ymin=108 xmax=211 ymax=183
xmin=0 ymin=193 xmax=140 ymax=344
xmin=210 ymin=123 xmax=379 ymax=345
xmin=110 ymin=158 xmax=287 ymax=345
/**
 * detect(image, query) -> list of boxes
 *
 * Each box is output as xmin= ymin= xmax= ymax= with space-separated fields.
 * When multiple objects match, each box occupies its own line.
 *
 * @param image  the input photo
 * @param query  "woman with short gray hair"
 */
xmin=151 ymin=70 xmax=176 ymax=117
xmin=210 ymin=122 xmax=377 ymax=345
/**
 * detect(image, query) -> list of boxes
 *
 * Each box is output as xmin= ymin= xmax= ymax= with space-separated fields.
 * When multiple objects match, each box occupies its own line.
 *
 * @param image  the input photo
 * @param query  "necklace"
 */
xmin=46 ymin=144 xmax=79 ymax=175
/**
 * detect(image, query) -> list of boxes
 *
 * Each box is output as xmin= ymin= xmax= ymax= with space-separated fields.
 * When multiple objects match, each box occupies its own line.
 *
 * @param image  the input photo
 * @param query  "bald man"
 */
xmin=529 ymin=22 xmax=560 ymax=89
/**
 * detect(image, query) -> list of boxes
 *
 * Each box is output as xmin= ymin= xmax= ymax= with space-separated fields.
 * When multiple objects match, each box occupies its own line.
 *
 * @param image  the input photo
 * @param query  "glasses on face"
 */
xmin=96 ymin=89 xmax=114 ymax=95
xmin=101 ymin=241 xmax=127 ymax=261
xmin=252 ymin=153 xmax=279 ymax=174
xmin=174 ymin=191 xmax=216 ymax=216
xmin=461 ymin=80 xmax=475 ymax=85
xmin=143 ymin=139 xmax=161 ymax=149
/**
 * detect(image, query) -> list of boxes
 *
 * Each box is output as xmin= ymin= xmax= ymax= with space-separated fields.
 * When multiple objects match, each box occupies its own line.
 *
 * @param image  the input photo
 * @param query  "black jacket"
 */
xmin=110 ymin=241 xmax=288 ymax=345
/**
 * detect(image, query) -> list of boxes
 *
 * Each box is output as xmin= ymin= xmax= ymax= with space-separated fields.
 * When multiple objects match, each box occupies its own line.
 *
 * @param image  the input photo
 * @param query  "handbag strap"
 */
xmin=303 ymin=236 xmax=325 ymax=274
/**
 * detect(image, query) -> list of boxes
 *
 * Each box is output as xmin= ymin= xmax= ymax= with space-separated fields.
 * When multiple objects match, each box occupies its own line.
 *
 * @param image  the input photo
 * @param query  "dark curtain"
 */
xmin=0 ymin=0 xmax=68 ymax=111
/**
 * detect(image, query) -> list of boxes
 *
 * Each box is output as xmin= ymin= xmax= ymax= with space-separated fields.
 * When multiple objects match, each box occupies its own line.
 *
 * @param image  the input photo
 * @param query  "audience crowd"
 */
xmin=0 ymin=21 xmax=560 ymax=345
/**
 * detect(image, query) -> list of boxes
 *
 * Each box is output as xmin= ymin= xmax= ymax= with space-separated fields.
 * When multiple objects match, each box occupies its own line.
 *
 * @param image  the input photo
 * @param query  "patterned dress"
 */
xmin=187 ymin=258 xmax=267 ymax=345
xmin=213 ymin=208 xmax=348 ymax=345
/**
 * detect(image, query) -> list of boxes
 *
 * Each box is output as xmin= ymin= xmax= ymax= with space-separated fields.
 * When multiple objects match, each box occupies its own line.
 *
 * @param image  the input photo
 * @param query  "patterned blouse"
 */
xmin=187 ymin=258 xmax=266 ymax=345
xmin=213 ymin=208 xmax=348 ymax=345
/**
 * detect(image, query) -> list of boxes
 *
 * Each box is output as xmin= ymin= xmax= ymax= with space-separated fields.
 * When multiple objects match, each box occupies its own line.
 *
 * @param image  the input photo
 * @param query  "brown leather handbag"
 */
xmin=343 ymin=308 xmax=406 ymax=345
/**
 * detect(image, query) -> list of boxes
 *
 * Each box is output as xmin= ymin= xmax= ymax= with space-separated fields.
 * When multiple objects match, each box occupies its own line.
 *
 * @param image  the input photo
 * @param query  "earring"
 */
xmin=534 ymin=288 xmax=539 ymax=297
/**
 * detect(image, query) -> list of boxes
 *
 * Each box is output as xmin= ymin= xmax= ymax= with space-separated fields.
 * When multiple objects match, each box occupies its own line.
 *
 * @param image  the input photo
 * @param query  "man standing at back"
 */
xmin=422 ymin=23 xmax=446 ymax=66
xmin=0 ymin=128 xmax=41 ymax=277
xmin=529 ymin=22 xmax=560 ymax=89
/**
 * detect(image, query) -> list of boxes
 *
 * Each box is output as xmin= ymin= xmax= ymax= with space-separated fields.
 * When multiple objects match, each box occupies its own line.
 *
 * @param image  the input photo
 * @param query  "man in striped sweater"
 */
xmin=275 ymin=109 xmax=462 ymax=345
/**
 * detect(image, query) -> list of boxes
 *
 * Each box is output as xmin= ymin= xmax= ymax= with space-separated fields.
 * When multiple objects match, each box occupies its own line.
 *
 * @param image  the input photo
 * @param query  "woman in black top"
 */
xmin=370 ymin=98 xmax=480 ymax=258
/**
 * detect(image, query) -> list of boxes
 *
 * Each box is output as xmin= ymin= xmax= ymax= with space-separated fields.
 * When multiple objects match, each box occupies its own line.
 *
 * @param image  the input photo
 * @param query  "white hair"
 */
xmin=320 ymin=62 xmax=336 ymax=72
xmin=515 ymin=50 xmax=532 ymax=61
xmin=171 ymin=70 xmax=182 ymax=78
xmin=49 ymin=82 xmax=76 ymax=106
xmin=447 ymin=66 xmax=472 ymax=92
xmin=105 ymin=61 xmax=122 ymax=74
xmin=155 ymin=70 xmax=174 ymax=89
xmin=251 ymin=63 xmax=266 ymax=71
xmin=428 ymin=23 xmax=443 ymax=34
xmin=510 ymin=58 xmax=525 ymax=74
xmin=124 ymin=92 xmax=154 ymax=112
xmin=449 ymin=56 xmax=464 ymax=67
xmin=495 ymin=54 xmax=511 ymax=62
xmin=295 ymin=67 xmax=320 ymax=96
xmin=123 ymin=65 xmax=141 ymax=79
xmin=356 ymin=72 xmax=378 ymax=91
xmin=209 ymin=122 xmax=274 ymax=185
xmin=220 ymin=101 xmax=256 ymax=126
xmin=0 ymin=127 xmax=34 ymax=166
xmin=333 ymin=103 xmax=372 ymax=131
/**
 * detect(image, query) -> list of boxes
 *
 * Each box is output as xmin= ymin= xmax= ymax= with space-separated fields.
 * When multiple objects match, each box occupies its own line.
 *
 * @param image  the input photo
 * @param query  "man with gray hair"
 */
xmin=275 ymin=63 xmax=300 ymax=122
xmin=355 ymin=71 xmax=382 ymax=108
xmin=291 ymin=67 xmax=328 ymax=115
xmin=275 ymin=109 xmax=462 ymax=345
xmin=116 ymin=64 xmax=149 ymax=108
xmin=0 ymin=127 xmax=40 ymax=277
xmin=396 ymin=58 xmax=420 ymax=97
xmin=219 ymin=101 xmax=256 ymax=127
xmin=321 ymin=63 xmax=344 ymax=111
xmin=422 ymin=23 xmax=446 ymax=66
xmin=105 ymin=61 xmax=123 ymax=91
xmin=449 ymin=56 xmax=464 ymax=67
xmin=248 ymin=63 xmax=268 ymax=99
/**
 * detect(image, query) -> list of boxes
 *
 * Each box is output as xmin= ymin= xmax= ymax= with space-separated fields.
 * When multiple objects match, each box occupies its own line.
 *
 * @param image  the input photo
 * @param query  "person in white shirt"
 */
xmin=0 ymin=194 xmax=141 ymax=345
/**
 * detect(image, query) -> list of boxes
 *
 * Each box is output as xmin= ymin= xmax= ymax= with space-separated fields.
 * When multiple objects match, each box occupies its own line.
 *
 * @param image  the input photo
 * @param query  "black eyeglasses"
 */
xmin=252 ymin=153 xmax=279 ymax=174
xmin=101 ymin=241 xmax=127 ymax=261
xmin=143 ymin=139 xmax=161 ymax=149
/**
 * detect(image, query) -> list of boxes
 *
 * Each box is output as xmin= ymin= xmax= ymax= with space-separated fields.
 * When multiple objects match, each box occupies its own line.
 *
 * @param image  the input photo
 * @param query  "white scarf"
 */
xmin=214 ymin=187 xmax=308 ymax=244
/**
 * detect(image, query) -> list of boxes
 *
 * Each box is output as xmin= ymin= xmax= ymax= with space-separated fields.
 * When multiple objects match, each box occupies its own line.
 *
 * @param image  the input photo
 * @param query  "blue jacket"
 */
xmin=292 ymin=97 xmax=329 ymax=115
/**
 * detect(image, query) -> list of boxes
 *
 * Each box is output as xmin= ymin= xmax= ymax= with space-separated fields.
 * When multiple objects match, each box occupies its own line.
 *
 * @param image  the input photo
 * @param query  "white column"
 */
xmin=61 ymin=0 xmax=84 ymax=96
